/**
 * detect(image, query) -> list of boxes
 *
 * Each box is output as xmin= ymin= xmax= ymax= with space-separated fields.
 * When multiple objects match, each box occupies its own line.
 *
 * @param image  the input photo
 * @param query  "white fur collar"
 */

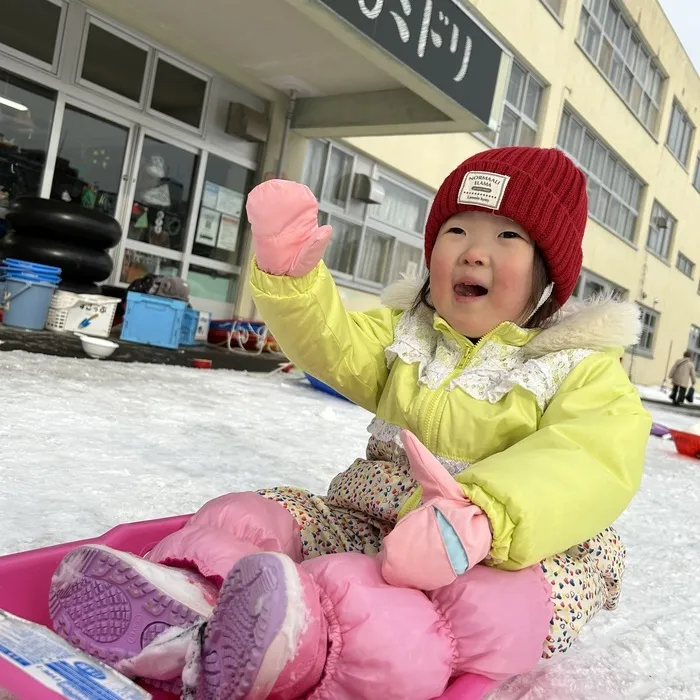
xmin=380 ymin=275 xmax=641 ymax=358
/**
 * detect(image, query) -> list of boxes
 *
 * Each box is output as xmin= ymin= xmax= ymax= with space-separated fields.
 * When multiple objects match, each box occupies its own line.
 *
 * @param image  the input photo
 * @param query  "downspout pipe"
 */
xmin=275 ymin=90 xmax=297 ymax=179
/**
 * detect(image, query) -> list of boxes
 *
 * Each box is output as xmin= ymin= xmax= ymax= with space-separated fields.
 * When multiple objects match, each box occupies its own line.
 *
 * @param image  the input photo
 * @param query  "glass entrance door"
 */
xmin=116 ymin=130 xmax=199 ymax=285
xmin=49 ymin=102 xmax=132 ymax=219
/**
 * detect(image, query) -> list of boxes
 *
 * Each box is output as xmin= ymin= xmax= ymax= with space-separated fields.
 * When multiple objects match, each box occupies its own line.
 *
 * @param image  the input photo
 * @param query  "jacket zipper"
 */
xmin=423 ymin=332 xmax=493 ymax=449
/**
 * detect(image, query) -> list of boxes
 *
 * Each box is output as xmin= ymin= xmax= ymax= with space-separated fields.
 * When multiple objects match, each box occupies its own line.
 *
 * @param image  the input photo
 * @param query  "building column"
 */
xmin=233 ymin=93 xmax=310 ymax=320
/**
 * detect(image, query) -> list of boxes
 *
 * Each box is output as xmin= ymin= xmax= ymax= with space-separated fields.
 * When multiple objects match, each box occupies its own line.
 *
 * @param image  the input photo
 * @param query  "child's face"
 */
xmin=429 ymin=211 xmax=536 ymax=338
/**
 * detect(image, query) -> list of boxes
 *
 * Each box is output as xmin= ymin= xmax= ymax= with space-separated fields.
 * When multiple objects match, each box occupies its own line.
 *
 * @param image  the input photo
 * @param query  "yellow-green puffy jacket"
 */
xmin=250 ymin=260 xmax=651 ymax=571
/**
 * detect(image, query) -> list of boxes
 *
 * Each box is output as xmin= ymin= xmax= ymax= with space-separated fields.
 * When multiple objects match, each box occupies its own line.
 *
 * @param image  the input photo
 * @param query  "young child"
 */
xmin=49 ymin=146 xmax=651 ymax=700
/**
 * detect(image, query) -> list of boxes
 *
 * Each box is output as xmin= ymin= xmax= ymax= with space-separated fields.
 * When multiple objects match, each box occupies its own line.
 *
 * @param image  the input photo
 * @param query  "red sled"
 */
xmin=0 ymin=516 xmax=500 ymax=699
xmin=669 ymin=429 xmax=700 ymax=459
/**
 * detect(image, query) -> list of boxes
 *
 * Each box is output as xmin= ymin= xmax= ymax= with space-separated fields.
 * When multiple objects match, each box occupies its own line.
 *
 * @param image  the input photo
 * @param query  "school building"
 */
xmin=1 ymin=0 xmax=698 ymax=385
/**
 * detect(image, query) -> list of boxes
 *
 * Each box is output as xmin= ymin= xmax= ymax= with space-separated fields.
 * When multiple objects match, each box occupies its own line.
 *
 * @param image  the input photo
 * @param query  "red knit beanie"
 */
xmin=424 ymin=146 xmax=588 ymax=305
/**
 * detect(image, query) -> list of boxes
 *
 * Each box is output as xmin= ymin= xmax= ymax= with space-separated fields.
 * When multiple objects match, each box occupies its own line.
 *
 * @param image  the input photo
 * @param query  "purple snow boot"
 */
xmin=49 ymin=545 xmax=217 ymax=688
xmin=189 ymin=552 xmax=327 ymax=700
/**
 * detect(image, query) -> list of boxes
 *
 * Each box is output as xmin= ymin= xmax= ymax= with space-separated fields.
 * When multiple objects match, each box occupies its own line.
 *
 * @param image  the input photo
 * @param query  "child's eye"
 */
xmin=499 ymin=230 xmax=521 ymax=239
xmin=447 ymin=227 xmax=465 ymax=235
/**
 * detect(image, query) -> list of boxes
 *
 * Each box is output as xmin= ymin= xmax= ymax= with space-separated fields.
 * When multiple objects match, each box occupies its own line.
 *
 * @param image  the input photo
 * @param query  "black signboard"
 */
xmin=315 ymin=0 xmax=504 ymax=124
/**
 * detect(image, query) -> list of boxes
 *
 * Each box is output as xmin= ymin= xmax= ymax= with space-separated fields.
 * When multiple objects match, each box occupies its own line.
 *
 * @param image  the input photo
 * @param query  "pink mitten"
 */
xmin=246 ymin=179 xmax=333 ymax=277
xmin=380 ymin=431 xmax=492 ymax=591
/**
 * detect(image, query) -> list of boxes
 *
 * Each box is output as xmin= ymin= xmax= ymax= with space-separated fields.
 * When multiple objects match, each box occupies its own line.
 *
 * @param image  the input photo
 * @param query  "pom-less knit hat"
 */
xmin=424 ymin=146 xmax=588 ymax=306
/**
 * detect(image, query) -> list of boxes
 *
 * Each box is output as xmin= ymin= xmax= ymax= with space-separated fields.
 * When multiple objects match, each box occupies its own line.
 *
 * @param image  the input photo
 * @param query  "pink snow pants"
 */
xmin=146 ymin=492 xmax=553 ymax=698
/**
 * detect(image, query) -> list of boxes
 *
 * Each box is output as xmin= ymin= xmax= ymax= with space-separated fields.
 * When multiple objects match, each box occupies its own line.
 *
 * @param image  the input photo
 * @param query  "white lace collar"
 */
xmin=385 ymin=305 xmax=594 ymax=411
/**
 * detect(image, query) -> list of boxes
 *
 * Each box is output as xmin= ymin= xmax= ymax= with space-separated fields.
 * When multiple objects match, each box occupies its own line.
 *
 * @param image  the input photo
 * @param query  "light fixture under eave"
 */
xmin=0 ymin=96 xmax=28 ymax=112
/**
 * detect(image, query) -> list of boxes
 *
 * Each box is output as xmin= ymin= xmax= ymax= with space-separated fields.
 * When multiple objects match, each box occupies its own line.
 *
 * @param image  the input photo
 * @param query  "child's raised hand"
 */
xmin=246 ymin=179 xmax=333 ymax=277
xmin=379 ymin=431 xmax=493 ymax=591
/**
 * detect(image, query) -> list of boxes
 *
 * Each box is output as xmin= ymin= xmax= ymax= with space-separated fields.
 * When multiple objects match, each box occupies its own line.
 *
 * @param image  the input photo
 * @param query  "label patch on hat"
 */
xmin=457 ymin=171 xmax=510 ymax=210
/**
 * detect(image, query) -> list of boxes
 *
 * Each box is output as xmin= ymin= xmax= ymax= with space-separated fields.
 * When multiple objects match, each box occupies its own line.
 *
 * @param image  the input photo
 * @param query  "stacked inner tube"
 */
xmin=0 ymin=198 xmax=121 ymax=294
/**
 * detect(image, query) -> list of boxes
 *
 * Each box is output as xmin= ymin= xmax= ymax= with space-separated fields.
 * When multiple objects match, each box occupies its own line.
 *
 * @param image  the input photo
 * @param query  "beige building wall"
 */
xmin=336 ymin=0 xmax=700 ymax=387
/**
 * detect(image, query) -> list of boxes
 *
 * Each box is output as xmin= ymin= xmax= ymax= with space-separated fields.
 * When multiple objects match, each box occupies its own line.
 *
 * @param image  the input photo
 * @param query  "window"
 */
xmin=540 ymin=0 xmax=564 ymax=18
xmin=0 ymin=69 xmax=56 ymax=201
xmin=372 ymin=177 xmax=427 ymax=234
xmin=481 ymin=61 xmax=544 ymax=147
xmin=357 ymin=229 xmax=394 ymax=284
xmin=689 ymin=326 xmax=700 ymax=373
xmin=646 ymin=201 xmax=675 ymax=261
xmin=187 ymin=265 xmax=238 ymax=304
xmin=323 ymin=216 xmax=361 ymax=276
xmin=191 ymin=154 xmax=252 ymax=266
xmin=391 ymin=241 xmax=423 ymax=281
xmin=49 ymin=106 xmax=129 ymax=218
xmin=80 ymin=21 xmax=147 ymax=104
xmin=0 ymin=0 xmax=64 ymax=67
xmin=302 ymin=141 xmax=430 ymax=290
xmin=636 ymin=305 xmax=659 ymax=356
xmin=694 ymin=157 xmax=700 ymax=192
xmin=578 ymin=0 xmax=663 ymax=132
xmin=120 ymin=249 xmax=180 ymax=284
xmin=322 ymin=148 xmax=353 ymax=208
xmin=572 ymin=269 xmax=625 ymax=301
xmin=676 ymin=252 xmax=694 ymax=279
xmin=666 ymin=101 xmax=694 ymax=166
xmin=150 ymin=57 xmax=208 ymax=129
xmin=126 ymin=136 xmax=199 ymax=253
xmin=558 ymin=108 xmax=643 ymax=242
xmin=302 ymin=140 xmax=328 ymax=198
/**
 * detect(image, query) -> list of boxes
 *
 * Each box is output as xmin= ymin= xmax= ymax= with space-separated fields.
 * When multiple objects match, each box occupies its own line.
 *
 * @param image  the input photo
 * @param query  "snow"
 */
xmin=1 ymin=351 xmax=699 ymax=698
xmin=636 ymin=384 xmax=672 ymax=404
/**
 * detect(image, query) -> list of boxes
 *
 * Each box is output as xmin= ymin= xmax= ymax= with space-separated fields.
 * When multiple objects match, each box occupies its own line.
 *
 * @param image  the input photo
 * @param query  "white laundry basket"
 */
xmin=45 ymin=291 xmax=120 ymax=338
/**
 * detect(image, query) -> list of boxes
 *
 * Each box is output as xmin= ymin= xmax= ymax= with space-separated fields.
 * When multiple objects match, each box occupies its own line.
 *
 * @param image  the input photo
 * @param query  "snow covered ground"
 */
xmin=1 ymin=351 xmax=699 ymax=699
xmin=636 ymin=384 xmax=673 ymax=404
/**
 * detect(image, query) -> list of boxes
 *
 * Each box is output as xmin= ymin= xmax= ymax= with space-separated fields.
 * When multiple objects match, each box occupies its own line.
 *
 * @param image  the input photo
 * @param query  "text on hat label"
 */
xmin=457 ymin=171 xmax=510 ymax=210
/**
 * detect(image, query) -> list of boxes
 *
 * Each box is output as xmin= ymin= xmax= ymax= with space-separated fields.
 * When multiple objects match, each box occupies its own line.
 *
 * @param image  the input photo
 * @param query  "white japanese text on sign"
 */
xmin=357 ymin=0 xmax=472 ymax=82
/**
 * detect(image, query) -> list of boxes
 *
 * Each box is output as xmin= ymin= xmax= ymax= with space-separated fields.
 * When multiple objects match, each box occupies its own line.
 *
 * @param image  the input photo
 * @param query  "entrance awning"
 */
xmin=288 ymin=0 xmax=512 ymax=137
xmin=82 ymin=0 xmax=512 ymax=139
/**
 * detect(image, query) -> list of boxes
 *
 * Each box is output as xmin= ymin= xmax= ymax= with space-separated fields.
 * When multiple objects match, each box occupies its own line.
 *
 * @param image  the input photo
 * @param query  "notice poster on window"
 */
xmin=196 ymin=207 xmax=220 ymax=246
xmin=202 ymin=181 xmax=220 ymax=209
xmin=216 ymin=186 xmax=244 ymax=218
xmin=217 ymin=215 xmax=239 ymax=252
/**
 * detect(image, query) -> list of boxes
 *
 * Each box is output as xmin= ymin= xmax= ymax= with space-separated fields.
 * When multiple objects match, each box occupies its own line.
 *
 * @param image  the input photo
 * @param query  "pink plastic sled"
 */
xmin=0 ymin=516 xmax=499 ymax=699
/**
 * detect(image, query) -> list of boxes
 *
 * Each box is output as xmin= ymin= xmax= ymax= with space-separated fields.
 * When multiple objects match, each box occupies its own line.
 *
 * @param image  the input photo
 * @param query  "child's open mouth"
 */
xmin=454 ymin=283 xmax=488 ymax=298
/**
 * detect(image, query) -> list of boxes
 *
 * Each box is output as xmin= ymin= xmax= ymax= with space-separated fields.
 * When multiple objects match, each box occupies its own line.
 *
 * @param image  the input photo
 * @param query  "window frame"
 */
xmin=539 ymin=0 xmax=565 ymax=22
xmin=480 ymin=59 xmax=545 ymax=147
xmin=571 ymin=268 xmax=627 ymax=301
xmin=688 ymin=325 xmax=700 ymax=373
xmin=635 ymin=304 xmax=659 ymax=358
xmin=577 ymin=0 xmax=663 ymax=134
xmin=319 ymin=145 xmax=356 ymax=213
xmin=666 ymin=100 xmax=695 ymax=168
xmin=76 ymin=14 xmax=152 ymax=108
xmin=368 ymin=171 xmax=431 ymax=236
xmin=676 ymin=252 xmax=695 ymax=279
xmin=303 ymin=140 xmax=430 ymax=293
xmin=692 ymin=156 xmax=700 ymax=194
xmin=146 ymin=52 xmax=211 ymax=133
xmin=645 ymin=200 xmax=676 ymax=262
xmin=558 ymin=107 xmax=644 ymax=244
xmin=0 ymin=0 xmax=67 ymax=74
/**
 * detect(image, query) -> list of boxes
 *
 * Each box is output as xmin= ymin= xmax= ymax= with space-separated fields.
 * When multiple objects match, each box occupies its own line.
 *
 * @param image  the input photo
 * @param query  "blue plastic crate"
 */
xmin=180 ymin=308 xmax=200 ymax=346
xmin=120 ymin=292 xmax=186 ymax=350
